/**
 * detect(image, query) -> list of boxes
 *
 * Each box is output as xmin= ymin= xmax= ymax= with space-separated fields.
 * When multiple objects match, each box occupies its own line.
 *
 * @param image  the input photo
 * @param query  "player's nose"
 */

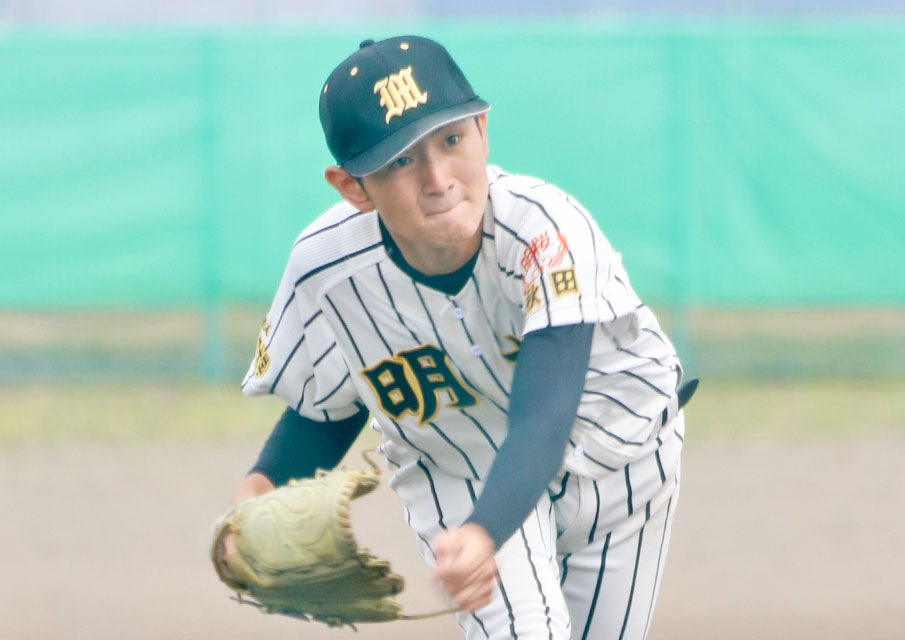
xmin=420 ymin=151 xmax=453 ymax=196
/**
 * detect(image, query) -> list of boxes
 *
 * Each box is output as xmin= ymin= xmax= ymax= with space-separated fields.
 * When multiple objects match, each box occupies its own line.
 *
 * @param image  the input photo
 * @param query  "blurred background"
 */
xmin=2 ymin=1 xmax=904 ymax=382
xmin=1 ymin=2 xmax=904 ymax=639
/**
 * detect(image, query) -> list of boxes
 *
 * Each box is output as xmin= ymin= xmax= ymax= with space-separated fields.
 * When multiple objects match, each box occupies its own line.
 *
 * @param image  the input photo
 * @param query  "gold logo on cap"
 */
xmin=373 ymin=66 xmax=428 ymax=124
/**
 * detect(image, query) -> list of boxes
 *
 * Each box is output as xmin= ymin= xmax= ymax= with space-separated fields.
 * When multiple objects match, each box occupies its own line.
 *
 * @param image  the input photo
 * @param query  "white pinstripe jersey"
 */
xmin=243 ymin=165 xmax=683 ymax=481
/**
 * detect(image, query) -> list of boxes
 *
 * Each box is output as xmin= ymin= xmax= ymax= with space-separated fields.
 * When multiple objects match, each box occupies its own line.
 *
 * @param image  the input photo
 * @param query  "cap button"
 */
xmin=359 ymin=39 xmax=375 ymax=48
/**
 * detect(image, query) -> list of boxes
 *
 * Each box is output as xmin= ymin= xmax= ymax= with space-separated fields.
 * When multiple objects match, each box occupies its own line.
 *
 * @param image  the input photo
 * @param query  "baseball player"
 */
xmin=227 ymin=35 xmax=694 ymax=639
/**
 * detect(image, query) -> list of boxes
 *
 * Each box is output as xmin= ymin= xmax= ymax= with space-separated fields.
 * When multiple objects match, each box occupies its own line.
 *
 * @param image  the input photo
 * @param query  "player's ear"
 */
xmin=475 ymin=113 xmax=489 ymax=159
xmin=325 ymin=166 xmax=374 ymax=212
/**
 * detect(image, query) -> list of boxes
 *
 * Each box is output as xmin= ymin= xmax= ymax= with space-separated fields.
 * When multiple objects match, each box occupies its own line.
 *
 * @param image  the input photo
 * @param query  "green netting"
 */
xmin=1 ymin=21 xmax=904 ymax=311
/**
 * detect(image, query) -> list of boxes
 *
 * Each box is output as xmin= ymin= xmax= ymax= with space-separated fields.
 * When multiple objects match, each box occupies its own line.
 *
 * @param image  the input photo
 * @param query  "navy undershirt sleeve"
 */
xmin=250 ymin=405 xmax=370 ymax=487
xmin=465 ymin=322 xmax=595 ymax=549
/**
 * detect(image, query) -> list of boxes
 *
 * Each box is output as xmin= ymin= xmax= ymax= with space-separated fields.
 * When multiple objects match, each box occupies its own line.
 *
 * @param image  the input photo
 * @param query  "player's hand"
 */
xmin=432 ymin=523 xmax=498 ymax=612
xmin=221 ymin=472 xmax=275 ymax=563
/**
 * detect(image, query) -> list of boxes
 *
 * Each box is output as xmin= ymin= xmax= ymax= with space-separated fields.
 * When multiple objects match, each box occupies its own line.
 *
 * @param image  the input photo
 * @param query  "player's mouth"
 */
xmin=424 ymin=200 xmax=462 ymax=217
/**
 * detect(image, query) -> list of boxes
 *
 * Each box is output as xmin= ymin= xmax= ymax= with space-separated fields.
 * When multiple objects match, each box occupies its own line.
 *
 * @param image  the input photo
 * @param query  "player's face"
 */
xmin=360 ymin=115 xmax=490 ymax=274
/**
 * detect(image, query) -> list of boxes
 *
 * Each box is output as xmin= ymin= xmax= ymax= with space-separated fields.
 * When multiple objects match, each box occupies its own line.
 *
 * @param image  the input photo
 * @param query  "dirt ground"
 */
xmin=3 ymin=431 xmax=904 ymax=640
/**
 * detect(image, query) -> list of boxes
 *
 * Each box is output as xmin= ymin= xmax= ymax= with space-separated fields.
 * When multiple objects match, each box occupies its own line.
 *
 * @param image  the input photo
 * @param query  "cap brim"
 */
xmin=342 ymin=98 xmax=491 ymax=177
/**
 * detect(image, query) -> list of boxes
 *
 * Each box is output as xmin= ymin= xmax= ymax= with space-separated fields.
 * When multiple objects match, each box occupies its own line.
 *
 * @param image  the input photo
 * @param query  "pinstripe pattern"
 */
xmin=241 ymin=166 xmax=685 ymax=639
xmin=580 ymin=531 xmax=611 ymax=640
xmin=554 ymin=418 xmax=683 ymax=640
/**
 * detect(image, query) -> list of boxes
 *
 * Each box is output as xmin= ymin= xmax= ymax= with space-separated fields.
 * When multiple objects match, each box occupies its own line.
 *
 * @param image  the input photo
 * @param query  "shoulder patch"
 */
xmin=520 ymin=230 xmax=570 ymax=292
xmin=253 ymin=319 xmax=272 ymax=378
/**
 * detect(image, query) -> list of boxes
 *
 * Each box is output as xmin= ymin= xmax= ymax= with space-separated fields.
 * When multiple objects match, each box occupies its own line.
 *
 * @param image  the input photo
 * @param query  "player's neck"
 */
xmin=381 ymin=221 xmax=481 ymax=276
xmin=379 ymin=220 xmax=480 ymax=294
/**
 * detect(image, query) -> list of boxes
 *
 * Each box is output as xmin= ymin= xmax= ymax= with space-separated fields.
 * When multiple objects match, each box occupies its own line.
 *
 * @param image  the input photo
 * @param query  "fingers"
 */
xmin=432 ymin=523 xmax=498 ymax=612
xmin=443 ymin=562 xmax=496 ymax=612
xmin=221 ymin=531 xmax=237 ymax=564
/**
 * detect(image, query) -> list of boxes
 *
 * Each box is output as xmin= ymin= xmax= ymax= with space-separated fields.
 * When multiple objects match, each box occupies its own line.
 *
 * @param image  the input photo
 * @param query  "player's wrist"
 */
xmin=231 ymin=471 xmax=275 ymax=504
xmin=462 ymin=517 xmax=500 ymax=551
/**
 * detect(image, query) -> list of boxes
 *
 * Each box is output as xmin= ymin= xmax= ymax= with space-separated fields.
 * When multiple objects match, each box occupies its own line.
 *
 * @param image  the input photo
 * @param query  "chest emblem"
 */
xmin=361 ymin=344 xmax=478 ymax=424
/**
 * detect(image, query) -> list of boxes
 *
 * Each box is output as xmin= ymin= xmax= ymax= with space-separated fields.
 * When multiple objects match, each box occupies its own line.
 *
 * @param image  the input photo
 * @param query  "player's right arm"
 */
xmin=247 ymin=404 xmax=370 ymax=488
xmin=227 ymin=404 xmax=370 ymax=506
xmin=226 ymin=406 xmax=370 ymax=506
xmin=237 ymin=207 xmax=371 ymax=498
xmin=232 ymin=407 xmax=368 ymax=503
xmin=230 ymin=471 xmax=275 ymax=503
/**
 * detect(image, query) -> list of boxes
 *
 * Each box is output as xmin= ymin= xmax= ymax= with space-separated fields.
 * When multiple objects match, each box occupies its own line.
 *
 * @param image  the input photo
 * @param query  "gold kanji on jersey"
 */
xmin=524 ymin=282 xmax=542 ymax=313
xmin=502 ymin=334 xmax=522 ymax=362
xmin=373 ymin=66 xmax=428 ymax=123
xmin=551 ymin=265 xmax=579 ymax=296
xmin=253 ymin=319 xmax=271 ymax=378
xmin=361 ymin=344 xmax=478 ymax=424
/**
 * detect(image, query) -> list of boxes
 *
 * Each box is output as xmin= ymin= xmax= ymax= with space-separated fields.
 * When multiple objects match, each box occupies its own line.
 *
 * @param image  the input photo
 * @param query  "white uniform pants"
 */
xmin=391 ymin=413 xmax=684 ymax=640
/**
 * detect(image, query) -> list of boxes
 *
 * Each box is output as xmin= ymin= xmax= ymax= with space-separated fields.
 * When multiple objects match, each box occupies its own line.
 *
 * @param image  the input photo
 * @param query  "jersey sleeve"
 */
xmin=240 ymin=241 xmax=363 ymax=422
xmin=491 ymin=174 xmax=641 ymax=336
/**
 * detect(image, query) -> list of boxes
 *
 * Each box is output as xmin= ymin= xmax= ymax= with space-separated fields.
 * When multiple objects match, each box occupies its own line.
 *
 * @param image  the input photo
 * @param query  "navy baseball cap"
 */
xmin=319 ymin=36 xmax=490 ymax=177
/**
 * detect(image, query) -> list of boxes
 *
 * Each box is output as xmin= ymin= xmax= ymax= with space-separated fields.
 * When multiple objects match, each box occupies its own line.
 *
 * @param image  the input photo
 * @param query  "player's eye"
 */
xmin=390 ymin=156 xmax=413 ymax=169
xmin=445 ymin=134 xmax=461 ymax=146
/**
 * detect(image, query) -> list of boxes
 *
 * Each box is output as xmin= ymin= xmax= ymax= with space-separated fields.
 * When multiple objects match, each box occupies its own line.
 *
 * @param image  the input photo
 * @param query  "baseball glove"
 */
xmin=210 ymin=462 xmax=409 ymax=628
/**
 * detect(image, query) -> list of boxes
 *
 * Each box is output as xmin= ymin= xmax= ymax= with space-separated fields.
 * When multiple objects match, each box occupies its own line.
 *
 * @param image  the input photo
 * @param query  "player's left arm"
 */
xmin=433 ymin=321 xmax=594 ymax=611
